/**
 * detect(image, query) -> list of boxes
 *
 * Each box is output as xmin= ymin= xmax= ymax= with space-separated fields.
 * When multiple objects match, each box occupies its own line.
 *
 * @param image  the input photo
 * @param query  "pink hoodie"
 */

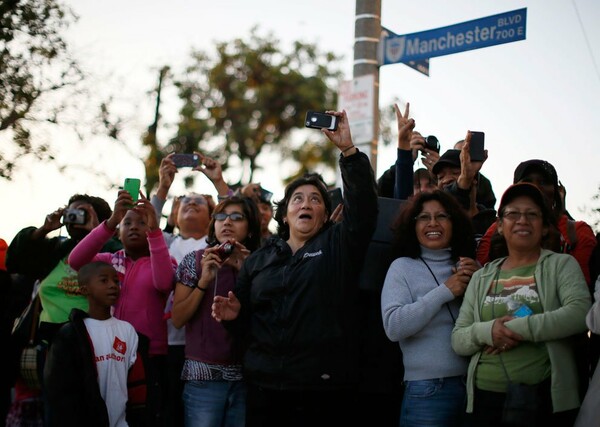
xmin=68 ymin=221 xmax=177 ymax=355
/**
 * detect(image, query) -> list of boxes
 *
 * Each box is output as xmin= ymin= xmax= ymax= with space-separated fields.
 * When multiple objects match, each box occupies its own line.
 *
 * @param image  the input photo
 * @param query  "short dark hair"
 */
xmin=206 ymin=197 xmax=261 ymax=252
xmin=77 ymin=261 xmax=115 ymax=288
xmin=68 ymin=194 xmax=112 ymax=222
xmin=274 ymin=172 xmax=333 ymax=240
xmin=390 ymin=190 xmax=475 ymax=261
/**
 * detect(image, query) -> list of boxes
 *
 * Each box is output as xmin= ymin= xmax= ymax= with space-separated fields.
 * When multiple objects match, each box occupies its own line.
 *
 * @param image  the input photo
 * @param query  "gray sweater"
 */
xmin=381 ymin=246 xmax=468 ymax=381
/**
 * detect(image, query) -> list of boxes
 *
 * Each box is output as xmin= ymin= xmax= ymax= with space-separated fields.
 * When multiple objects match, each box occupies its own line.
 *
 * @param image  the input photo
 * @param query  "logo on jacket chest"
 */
xmin=303 ymin=249 xmax=323 ymax=259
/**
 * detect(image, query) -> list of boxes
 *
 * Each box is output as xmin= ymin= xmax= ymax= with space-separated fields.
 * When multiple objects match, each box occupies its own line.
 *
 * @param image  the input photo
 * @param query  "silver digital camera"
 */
xmin=63 ymin=208 xmax=87 ymax=225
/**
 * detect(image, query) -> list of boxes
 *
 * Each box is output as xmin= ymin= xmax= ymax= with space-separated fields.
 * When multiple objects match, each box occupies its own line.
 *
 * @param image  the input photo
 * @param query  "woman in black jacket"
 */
xmin=212 ymin=110 xmax=378 ymax=427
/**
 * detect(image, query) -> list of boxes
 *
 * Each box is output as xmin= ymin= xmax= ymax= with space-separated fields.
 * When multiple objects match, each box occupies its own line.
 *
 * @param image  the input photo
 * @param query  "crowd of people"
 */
xmin=1 ymin=104 xmax=599 ymax=427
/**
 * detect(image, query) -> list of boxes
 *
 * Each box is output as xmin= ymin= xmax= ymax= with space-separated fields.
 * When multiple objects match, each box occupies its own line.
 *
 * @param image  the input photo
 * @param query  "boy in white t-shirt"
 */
xmin=44 ymin=261 xmax=140 ymax=427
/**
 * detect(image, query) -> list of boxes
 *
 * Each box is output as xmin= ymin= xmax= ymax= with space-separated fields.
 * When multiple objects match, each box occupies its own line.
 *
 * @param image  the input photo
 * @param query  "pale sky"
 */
xmin=2 ymin=0 xmax=600 ymax=242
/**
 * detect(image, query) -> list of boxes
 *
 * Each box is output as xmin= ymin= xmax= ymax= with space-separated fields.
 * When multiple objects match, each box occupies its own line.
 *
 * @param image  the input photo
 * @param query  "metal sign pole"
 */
xmin=354 ymin=0 xmax=381 ymax=175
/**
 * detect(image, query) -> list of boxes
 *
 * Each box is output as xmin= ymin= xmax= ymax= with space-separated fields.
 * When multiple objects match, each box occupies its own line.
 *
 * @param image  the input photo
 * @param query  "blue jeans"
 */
xmin=400 ymin=376 xmax=467 ymax=427
xmin=182 ymin=380 xmax=246 ymax=427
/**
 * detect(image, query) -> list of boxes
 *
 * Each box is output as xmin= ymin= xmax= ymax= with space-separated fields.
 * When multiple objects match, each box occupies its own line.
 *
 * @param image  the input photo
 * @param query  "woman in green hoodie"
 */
xmin=451 ymin=183 xmax=591 ymax=426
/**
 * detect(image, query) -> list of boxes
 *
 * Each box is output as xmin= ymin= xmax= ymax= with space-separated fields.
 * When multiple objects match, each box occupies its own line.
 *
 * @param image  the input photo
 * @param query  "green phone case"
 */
xmin=123 ymin=178 xmax=141 ymax=202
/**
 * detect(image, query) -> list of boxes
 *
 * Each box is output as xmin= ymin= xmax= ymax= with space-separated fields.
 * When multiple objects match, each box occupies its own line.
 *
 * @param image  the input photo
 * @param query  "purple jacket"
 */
xmin=177 ymin=249 xmax=240 ymax=364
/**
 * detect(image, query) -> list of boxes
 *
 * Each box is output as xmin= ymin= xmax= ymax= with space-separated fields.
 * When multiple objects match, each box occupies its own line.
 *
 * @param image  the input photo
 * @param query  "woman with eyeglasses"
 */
xmin=153 ymin=153 xmax=228 ymax=427
xmin=171 ymin=196 xmax=261 ymax=427
xmin=210 ymin=110 xmax=378 ymax=427
xmin=380 ymin=189 xmax=479 ymax=427
xmin=452 ymin=183 xmax=592 ymax=426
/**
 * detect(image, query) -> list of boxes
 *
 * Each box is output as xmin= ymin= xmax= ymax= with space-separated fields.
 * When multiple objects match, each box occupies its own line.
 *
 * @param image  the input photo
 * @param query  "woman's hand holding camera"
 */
xmin=225 ymin=241 xmax=251 ymax=272
xmin=39 ymin=207 xmax=65 ymax=235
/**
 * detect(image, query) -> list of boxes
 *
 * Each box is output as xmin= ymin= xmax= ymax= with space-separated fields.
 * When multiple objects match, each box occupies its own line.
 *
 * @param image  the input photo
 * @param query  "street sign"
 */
xmin=381 ymin=8 xmax=527 ymax=66
xmin=337 ymin=74 xmax=375 ymax=145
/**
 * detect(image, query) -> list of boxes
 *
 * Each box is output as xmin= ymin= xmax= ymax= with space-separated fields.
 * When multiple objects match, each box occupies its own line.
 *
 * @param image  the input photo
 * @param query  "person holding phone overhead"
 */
xmin=152 ymin=153 xmax=232 ymax=427
xmin=68 ymin=189 xmax=177 ymax=426
xmin=431 ymin=132 xmax=496 ymax=241
xmin=211 ymin=110 xmax=378 ymax=427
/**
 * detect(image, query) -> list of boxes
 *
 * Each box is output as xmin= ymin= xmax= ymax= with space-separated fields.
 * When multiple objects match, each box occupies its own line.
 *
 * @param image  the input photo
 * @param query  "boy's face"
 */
xmin=84 ymin=265 xmax=121 ymax=306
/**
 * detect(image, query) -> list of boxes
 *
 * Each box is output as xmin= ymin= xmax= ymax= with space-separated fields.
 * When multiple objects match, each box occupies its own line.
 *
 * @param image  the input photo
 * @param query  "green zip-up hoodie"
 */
xmin=451 ymin=249 xmax=591 ymax=413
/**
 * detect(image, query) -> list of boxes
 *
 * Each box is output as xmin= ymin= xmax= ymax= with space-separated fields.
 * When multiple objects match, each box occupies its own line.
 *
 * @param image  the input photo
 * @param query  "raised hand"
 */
xmin=197 ymin=154 xmax=223 ymax=182
xmin=197 ymin=154 xmax=230 ymax=195
xmin=157 ymin=155 xmax=177 ymax=199
xmin=395 ymin=102 xmax=416 ymax=151
xmin=43 ymin=207 xmax=66 ymax=233
xmin=107 ymin=190 xmax=135 ymax=230
xmin=457 ymin=131 xmax=488 ymax=191
xmin=322 ymin=110 xmax=355 ymax=155
xmin=132 ymin=196 xmax=159 ymax=231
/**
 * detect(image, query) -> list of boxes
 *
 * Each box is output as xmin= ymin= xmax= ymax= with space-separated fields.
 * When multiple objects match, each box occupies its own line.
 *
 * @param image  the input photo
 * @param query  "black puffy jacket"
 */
xmin=229 ymin=151 xmax=378 ymax=391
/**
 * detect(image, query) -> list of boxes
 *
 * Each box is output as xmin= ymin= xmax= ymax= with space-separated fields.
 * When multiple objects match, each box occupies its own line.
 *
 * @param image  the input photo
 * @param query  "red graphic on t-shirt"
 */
xmin=113 ymin=337 xmax=127 ymax=355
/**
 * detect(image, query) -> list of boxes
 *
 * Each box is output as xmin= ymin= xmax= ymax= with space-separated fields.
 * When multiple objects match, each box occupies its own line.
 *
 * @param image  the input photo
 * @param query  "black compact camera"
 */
xmin=215 ymin=242 xmax=234 ymax=261
xmin=63 ymin=208 xmax=87 ymax=225
xmin=424 ymin=135 xmax=440 ymax=153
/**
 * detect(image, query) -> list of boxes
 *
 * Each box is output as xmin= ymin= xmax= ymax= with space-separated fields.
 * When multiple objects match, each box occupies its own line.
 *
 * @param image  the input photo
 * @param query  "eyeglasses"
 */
xmin=502 ymin=211 xmax=542 ymax=222
xmin=415 ymin=212 xmax=451 ymax=223
xmin=213 ymin=212 xmax=246 ymax=222
xmin=180 ymin=196 xmax=207 ymax=205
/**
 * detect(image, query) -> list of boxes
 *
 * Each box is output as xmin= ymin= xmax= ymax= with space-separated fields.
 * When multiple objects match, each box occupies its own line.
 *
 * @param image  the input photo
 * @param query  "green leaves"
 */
xmin=164 ymin=27 xmax=341 ymax=188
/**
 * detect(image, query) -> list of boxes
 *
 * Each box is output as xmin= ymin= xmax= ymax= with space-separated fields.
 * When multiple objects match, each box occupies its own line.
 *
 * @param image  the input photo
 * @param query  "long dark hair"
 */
xmin=206 ymin=197 xmax=261 ymax=252
xmin=390 ymin=190 xmax=475 ymax=261
xmin=274 ymin=172 xmax=333 ymax=240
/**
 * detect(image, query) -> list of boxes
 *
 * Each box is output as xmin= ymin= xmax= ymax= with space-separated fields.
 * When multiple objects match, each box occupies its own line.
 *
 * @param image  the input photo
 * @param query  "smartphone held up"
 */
xmin=469 ymin=131 xmax=485 ymax=162
xmin=123 ymin=178 xmax=141 ymax=202
xmin=305 ymin=111 xmax=338 ymax=131
xmin=172 ymin=153 xmax=200 ymax=168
